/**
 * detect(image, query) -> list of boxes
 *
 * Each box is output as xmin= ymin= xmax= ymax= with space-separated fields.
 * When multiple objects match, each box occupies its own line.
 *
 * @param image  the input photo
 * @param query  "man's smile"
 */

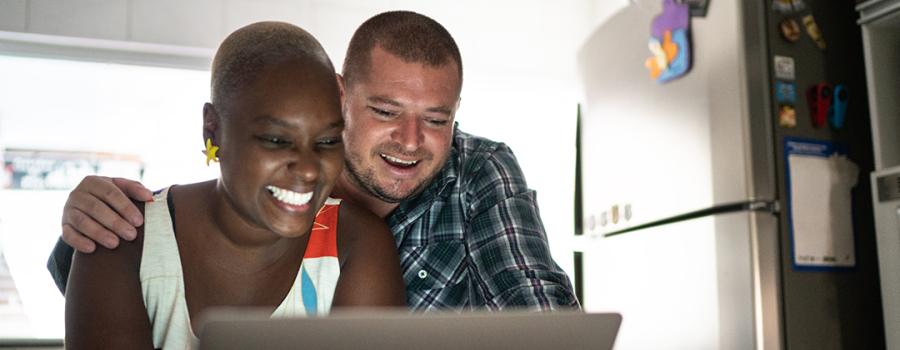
xmin=380 ymin=153 xmax=420 ymax=168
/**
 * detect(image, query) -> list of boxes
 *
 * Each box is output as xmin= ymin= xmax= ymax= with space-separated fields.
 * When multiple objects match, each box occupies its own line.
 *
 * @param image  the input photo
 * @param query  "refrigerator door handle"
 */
xmin=603 ymin=199 xmax=779 ymax=238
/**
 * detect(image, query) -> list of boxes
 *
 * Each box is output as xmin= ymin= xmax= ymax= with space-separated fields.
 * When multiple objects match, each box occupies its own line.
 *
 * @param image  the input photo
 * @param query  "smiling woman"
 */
xmin=57 ymin=22 xmax=404 ymax=350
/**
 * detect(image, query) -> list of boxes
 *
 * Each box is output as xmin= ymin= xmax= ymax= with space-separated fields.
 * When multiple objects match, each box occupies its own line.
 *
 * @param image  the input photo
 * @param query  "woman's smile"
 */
xmin=266 ymin=185 xmax=315 ymax=213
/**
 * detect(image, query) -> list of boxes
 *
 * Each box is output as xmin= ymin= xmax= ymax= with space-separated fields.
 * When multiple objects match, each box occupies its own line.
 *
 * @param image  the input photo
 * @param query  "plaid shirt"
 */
xmin=47 ymin=128 xmax=579 ymax=311
xmin=390 ymin=128 xmax=579 ymax=311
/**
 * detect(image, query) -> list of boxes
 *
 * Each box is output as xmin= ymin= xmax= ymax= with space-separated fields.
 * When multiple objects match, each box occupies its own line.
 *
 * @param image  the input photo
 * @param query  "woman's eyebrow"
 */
xmin=253 ymin=115 xmax=344 ymax=130
xmin=254 ymin=115 xmax=295 ymax=128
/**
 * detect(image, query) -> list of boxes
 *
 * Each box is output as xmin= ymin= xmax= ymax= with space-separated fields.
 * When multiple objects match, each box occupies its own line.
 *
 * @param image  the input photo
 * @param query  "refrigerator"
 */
xmin=858 ymin=0 xmax=900 ymax=349
xmin=575 ymin=0 xmax=884 ymax=349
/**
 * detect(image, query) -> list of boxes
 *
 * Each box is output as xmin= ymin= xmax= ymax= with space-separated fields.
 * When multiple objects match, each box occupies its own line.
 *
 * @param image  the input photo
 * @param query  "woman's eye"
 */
xmin=256 ymin=136 xmax=290 ymax=147
xmin=316 ymin=137 xmax=342 ymax=147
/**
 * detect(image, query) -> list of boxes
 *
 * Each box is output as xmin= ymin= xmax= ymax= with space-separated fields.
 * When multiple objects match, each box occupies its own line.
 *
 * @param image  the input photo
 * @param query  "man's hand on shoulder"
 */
xmin=61 ymin=176 xmax=152 ymax=253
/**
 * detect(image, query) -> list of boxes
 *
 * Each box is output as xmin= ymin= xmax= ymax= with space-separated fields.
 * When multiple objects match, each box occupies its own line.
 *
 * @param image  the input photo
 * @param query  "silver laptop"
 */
xmin=197 ymin=309 xmax=621 ymax=350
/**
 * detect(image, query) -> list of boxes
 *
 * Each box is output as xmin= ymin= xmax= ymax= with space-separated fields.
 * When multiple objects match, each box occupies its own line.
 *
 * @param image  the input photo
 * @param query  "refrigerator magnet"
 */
xmin=779 ymin=18 xmax=801 ymax=42
xmin=772 ymin=0 xmax=806 ymax=14
xmin=775 ymin=81 xmax=797 ymax=103
xmin=644 ymin=0 xmax=692 ymax=83
xmin=778 ymin=105 xmax=797 ymax=128
xmin=677 ymin=0 xmax=710 ymax=17
xmin=773 ymin=55 xmax=796 ymax=80
xmin=802 ymin=14 xmax=827 ymax=50
xmin=806 ymin=82 xmax=832 ymax=128
xmin=772 ymin=0 xmax=793 ymax=13
xmin=829 ymin=84 xmax=848 ymax=129
xmin=784 ymin=138 xmax=857 ymax=270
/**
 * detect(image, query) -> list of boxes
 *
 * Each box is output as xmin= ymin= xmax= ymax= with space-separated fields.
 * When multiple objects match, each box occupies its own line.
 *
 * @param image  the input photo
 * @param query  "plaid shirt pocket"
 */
xmin=401 ymin=240 xmax=470 ymax=310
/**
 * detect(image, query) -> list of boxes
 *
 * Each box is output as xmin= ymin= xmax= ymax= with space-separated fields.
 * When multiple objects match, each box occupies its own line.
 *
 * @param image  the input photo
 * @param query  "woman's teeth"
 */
xmin=266 ymin=185 xmax=312 ymax=206
xmin=381 ymin=154 xmax=418 ymax=166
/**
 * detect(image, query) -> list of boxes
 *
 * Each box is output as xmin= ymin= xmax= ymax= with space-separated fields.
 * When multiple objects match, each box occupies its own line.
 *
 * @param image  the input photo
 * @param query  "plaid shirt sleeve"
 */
xmin=47 ymin=237 xmax=74 ymax=295
xmin=464 ymin=143 xmax=580 ymax=310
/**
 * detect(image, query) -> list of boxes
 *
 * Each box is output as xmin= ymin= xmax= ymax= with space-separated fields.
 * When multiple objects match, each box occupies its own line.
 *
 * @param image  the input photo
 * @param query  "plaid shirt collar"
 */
xmin=386 ymin=129 xmax=460 ymax=245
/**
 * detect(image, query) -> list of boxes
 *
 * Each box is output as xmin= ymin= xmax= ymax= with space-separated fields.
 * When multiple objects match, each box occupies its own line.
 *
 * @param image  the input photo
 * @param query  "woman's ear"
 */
xmin=202 ymin=102 xmax=221 ymax=146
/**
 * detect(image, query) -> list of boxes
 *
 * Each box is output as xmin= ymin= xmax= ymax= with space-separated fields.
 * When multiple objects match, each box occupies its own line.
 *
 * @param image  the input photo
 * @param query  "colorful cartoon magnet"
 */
xmin=778 ymin=105 xmax=797 ymax=128
xmin=806 ymin=82 xmax=832 ymax=128
xmin=802 ymin=14 xmax=826 ymax=50
xmin=774 ymin=55 xmax=796 ymax=81
xmin=780 ymin=18 xmax=802 ymax=42
xmin=829 ymin=84 xmax=848 ymax=129
xmin=644 ymin=0 xmax=691 ymax=83
xmin=775 ymin=81 xmax=798 ymax=104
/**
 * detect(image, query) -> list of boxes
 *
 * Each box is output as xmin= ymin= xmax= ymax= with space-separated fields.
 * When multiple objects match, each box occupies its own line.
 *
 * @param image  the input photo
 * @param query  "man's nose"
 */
xmin=392 ymin=115 xmax=423 ymax=152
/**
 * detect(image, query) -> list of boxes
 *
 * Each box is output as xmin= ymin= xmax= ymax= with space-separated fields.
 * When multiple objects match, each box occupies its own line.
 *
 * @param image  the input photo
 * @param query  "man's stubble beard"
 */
xmin=343 ymin=149 xmax=447 ymax=204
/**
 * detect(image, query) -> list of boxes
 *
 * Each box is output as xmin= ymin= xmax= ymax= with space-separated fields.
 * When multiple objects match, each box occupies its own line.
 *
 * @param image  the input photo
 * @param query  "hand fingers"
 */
xmin=83 ymin=176 xmax=144 ymax=228
xmin=65 ymin=189 xmax=137 ymax=241
xmin=62 ymin=210 xmax=120 ymax=250
xmin=62 ymin=224 xmax=97 ymax=253
xmin=112 ymin=177 xmax=153 ymax=202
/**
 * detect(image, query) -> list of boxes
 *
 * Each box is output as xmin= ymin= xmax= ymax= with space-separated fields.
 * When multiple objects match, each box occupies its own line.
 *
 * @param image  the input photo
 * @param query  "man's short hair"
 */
xmin=211 ymin=21 xmax=334 ymax=112
xmin=342 ymin=11 xmax=463 ymax=87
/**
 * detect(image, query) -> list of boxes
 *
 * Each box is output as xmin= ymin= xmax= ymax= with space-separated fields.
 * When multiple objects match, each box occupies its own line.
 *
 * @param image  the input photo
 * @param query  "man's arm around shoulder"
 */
xmin=65 ymin=212 xmax=153 ymax=349
xmin=48 ymin=176 xmax=152 ymax=294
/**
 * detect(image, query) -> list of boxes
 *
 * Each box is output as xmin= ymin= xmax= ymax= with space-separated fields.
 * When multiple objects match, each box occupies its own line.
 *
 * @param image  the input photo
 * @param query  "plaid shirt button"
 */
xmin=418 ymin=270 xmax=428 ymax=279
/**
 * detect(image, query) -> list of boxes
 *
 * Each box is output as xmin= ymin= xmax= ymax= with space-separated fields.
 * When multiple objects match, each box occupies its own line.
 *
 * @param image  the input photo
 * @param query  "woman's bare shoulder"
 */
xmin=332 ymin=200 xmax=405 ymax=307
xmin=335 ymin=200 xmax=393 ymax=262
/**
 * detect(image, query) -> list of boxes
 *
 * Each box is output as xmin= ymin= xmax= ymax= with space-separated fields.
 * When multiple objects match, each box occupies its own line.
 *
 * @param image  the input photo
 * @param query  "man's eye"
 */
xmin=369 ymin=106 xmax=397 ymax=118
xmin=426 ymin=119 xmax=449 ymax=126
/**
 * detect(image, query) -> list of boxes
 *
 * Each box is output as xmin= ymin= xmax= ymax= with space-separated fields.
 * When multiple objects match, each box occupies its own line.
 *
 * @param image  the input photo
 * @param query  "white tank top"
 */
xmin=140 ymin=186 xmax=342 ymax=349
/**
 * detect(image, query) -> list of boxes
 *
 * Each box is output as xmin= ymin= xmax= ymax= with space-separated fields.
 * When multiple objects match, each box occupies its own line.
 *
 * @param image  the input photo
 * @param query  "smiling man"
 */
xmin=48 ymin=11 xmax=579 ymax=311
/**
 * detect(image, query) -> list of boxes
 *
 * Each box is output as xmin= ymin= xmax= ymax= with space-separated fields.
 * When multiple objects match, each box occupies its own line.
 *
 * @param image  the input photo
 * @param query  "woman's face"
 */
xmin=213 ymin=59 xmax=344 ymax=238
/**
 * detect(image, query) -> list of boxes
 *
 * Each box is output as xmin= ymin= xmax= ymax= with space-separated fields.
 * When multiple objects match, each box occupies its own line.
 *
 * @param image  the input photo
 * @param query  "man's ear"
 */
xmin=202 ymin=102 xmax=221 ymax=145
xmin=449 ymin=97 xmax=461 ymax=123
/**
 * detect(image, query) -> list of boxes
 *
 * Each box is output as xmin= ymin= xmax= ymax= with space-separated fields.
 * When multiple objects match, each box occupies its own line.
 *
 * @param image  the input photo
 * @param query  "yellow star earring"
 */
xmin=204 ymin=138 xmax=219 ymax=166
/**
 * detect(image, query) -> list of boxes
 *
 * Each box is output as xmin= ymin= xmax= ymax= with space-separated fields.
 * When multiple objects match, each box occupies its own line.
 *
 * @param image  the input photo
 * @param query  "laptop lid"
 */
xmin=197 ymin=309 xmax=621 ymax=350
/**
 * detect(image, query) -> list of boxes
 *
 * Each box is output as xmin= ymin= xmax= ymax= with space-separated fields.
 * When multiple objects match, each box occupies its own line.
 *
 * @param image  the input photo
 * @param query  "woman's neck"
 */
xmin=180 ymin=180 xmax=302 ymax=274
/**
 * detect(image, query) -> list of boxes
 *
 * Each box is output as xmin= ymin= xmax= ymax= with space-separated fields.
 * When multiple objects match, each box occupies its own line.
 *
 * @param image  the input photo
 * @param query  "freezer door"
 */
xmin=579 ymin=208 xmax=781 ymax=350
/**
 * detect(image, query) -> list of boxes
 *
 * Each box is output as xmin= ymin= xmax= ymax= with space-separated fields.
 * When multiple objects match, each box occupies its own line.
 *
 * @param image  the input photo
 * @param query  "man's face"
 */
xmin=215 ymin=59 xmax=345 ymax=237
xmin=341 ymin=46 xmax=461 ymax=203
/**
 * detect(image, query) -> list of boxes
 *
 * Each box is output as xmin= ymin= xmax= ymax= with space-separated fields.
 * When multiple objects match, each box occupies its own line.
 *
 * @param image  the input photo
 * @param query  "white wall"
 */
xmin=0 ymin=0 xmax=623 ymax=280
xmin=0 ymin=55 xmax=213 ymax=338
